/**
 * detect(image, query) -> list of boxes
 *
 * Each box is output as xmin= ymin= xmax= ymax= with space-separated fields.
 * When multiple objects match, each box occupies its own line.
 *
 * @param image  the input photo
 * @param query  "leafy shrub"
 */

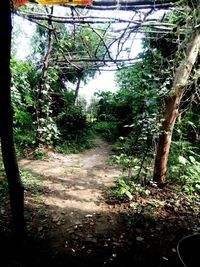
xmin=20 ymin=170 xmax=44 ymax=193
xmin=168 ymin=141 xmax=200 ymax=194
xmin=94 ymin=121 xmax=118 ymax=142
xmin=52 ymin=101 xmax=95 ymax=152
xmin=111 ymin=176 xmax=150 ymax=202
xmin=55 ymin=137 xmax=94 ymax=154
xmin=37 ymin=117 xmax=60 ymax=146
xmin=57 ymin=108 xmax=88 ymax=138
xmin=33 ymin=146 xmax=49 ymax=160
xmin=112 ymin=153 xmax=140 ymax=177
xmin=112 ymin=177 xmax=133 ymax=201
xmin=14 ymin=127 xmax=36 ymax=148
xmin=0 ymin=179 xmax=8 ymax=196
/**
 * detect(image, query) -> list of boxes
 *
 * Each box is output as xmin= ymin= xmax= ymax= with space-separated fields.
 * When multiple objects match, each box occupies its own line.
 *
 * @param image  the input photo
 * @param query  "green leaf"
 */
xmin=189 ymin=156 xmax=196 ymax=164
xmin=178 ymin=155 xmax=187 ymax=165
xmin=125 ymin=190 xmax=133 ymax=200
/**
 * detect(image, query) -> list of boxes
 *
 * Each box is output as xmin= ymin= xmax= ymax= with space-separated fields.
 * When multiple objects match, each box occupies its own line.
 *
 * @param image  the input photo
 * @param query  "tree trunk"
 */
xmin=73 ymin=72 xmax=82 ymax=105
xmin=153 ymin=27 xmax=200 ymax=186
xmin=41 ymin=9 xmax=54 ymax=81
xmin=0 ymin=1 xmax=26 ymax=238
xmin=36 ymin=7 xmax=54 ymax=144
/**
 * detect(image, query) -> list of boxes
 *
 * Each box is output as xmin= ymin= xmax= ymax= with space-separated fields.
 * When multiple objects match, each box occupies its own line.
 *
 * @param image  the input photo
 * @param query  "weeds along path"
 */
xmin=19 ymin=138 xmax=122 ymax=254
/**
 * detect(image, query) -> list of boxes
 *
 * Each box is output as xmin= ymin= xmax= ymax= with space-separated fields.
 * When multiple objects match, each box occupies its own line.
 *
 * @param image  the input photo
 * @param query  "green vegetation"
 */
xmin=2 ymin=3 xmax=199 ymax=205
xmin=91 ymin=9 xmax=200 ymax=199
xmin=20 ymin=170 xmax=44 ymax=195
xmin=11 ymin=22 xmax=98 ymax=154
xmin=0 ymin=166 xmax=44 ymax=198
xmin=168 ymin=142 xmax=200 ymax=194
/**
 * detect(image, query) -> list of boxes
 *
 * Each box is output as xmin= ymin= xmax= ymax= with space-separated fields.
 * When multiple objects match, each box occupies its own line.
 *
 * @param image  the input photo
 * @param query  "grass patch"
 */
xmin=20 ymin=170 xmax=44 ymax=194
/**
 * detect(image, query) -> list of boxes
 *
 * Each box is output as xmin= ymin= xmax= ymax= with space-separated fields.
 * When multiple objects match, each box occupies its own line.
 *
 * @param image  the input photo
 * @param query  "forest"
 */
xmin=0 ymin=0 xmax=199 ymax=267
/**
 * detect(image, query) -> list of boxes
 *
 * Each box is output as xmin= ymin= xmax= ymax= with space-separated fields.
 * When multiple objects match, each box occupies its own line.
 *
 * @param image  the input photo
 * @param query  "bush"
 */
xmin=55 ymin=107 xmax=95 ymax=153
xmin=168 ymin=141 xmax=200 ymax=194
xmin=55 ymin=138 xmax=93 ymax=154
xmin=56 ymin=108 xmax=88 ymax=138
xmin=94 ymin=121 xmax=119 ymax=142
xmin=111 ymin=176 xmax=150 ymax=202
xmin=14 ymin=127 xmax=36 ymax=148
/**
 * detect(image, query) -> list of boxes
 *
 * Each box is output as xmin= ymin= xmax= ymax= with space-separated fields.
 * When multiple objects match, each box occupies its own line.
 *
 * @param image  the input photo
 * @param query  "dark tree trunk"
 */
xmin=73 ymin=72 xmax=82 ymax=105
xmin=41 ymin=9 xmax=54 ymax=82
xmin=153 ymin=28 xmax=200 ymax=186
xmin=0 ymin=1 xmax=26 ymax=238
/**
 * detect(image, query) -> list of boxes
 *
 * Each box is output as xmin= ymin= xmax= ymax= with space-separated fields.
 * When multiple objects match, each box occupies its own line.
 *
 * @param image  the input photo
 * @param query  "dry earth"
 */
xmin=20 ymin=138 xmax=121 ymax=229
xmin=18 ymin=139 xmax=125 ymax=265
xmin=0 ymin=138 xmax=199 ymax=267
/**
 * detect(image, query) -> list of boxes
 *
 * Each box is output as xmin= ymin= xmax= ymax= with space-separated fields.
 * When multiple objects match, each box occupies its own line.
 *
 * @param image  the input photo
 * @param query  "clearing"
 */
xmin=0 ymin=138 xmax=199 ymax=267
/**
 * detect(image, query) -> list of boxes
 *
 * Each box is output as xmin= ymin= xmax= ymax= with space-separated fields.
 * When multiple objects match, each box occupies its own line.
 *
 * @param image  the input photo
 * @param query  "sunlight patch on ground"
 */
xmin=43 ymin=194 xmax=102 ymax=211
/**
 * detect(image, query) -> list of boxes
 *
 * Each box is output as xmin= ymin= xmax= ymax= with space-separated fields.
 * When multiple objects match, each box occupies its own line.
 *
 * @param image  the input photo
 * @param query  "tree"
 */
xmin=0 ymin=1 xmax=25 ymax=238
xmin=25 ymin=7 xmax=114 ymax=144
xmin=153 ymin=7 xmax=200 ymax=186
xmin=11 ymin=58 xmax=39 ymax=147
xmin=35 ymin=6 xmax=57 ymax=146
xmin=114 ymin=48 xmax=164 ymax=148
xmin=54 ymin=22 xmax=110 ymax=102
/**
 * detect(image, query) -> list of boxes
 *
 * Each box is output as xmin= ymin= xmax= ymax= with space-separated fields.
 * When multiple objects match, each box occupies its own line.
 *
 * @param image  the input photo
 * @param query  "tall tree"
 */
xmin=0 ymin=1 xmax=25 ymax=237
xmin=35 ymin=6 xmax=55 ymax=145
xmin=153 ymin=7 xmax=200 ymax=186
xmin=73 ymin=70 xmax=83 ymax=105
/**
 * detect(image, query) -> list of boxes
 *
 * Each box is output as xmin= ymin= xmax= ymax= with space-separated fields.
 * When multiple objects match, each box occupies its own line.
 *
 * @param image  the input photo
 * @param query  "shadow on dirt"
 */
xmin=1 ymin=139 xmax=199 ymax=267
xmin=0 ymin=191 xmax=197 ymax=267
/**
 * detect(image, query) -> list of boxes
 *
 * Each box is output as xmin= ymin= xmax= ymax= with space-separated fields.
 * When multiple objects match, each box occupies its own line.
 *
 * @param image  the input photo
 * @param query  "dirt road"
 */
xmin=19 ymin=139 xmax=123 ymax=261
xmin=1 ymin=139 xmax=199 ymax=267
xmin=20 ymin=138 xmax=120 ymax=223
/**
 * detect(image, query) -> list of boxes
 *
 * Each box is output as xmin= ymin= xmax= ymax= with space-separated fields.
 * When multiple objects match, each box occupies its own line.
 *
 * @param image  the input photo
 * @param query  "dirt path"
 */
xmin=20 ymin=138 xmax=120 ymax=221
xmin=19 ymin=139 xmax=123 ymax=261
xmin=1 ymin=139 xmax=199 ymax=267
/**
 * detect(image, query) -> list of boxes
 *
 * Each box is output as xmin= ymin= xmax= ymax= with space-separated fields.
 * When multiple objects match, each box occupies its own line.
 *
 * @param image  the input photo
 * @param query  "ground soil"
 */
xmin=0 ymin=138 xmax=199 ymax=267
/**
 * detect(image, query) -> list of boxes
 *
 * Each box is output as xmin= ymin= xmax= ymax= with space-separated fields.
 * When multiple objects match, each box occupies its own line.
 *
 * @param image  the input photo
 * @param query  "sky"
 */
xmin=79 ymin=71 xmax=117 ymax=101
xmin=13 ymin=8 xmax=143 ymax=102
xmin=13 ymin=16 xmax=36 ymax=59
xmin=80 ymin=36 xmax=142 ymax=101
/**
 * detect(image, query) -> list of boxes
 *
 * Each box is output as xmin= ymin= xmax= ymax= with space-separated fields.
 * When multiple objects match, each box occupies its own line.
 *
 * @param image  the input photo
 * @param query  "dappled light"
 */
xmin=19 ymin=139 xmax=120 ymax=216
xmin=0 ymin=139 xmax=199 ymax=266
xmin=0 ymin=1 xmax=200 ymax=267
